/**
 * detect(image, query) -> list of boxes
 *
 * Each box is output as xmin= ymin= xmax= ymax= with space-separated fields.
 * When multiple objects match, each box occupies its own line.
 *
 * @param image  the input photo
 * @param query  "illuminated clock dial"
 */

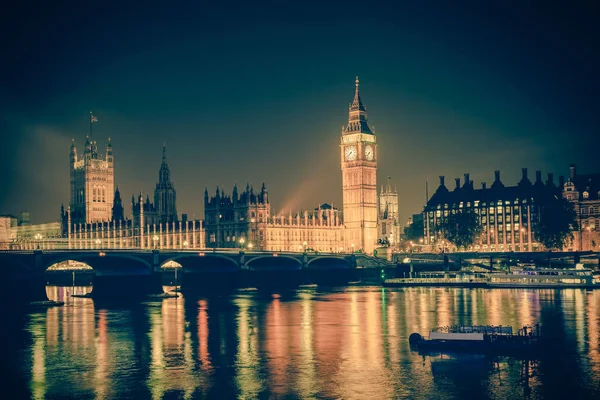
xmin=345 ymin=146 xmax=357 ymax=161
xmin=365 ymin=145 xmax=374 ymax=160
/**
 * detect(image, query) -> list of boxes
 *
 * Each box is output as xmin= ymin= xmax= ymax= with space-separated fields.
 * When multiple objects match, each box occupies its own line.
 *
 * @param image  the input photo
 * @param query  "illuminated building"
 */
xmin=58 ymin=144 xmax=203 ymax=250
xmin=6 ymin=79 xmax=391 ymax=253
xmin=340 ymin=77 xmax=378 ymax=255
xmin=204 ymin=183 xmax=271 ymax=249
xmin=563 ymin=164 xmax=600 ymax=251
xmin=69 ymin=136 xmax=114 ymax=224
xmin=423 ymin=169 xmax=559 ymax=252
xmin=264 ymin=204 xmax=343 ymax=252
xmin=205 ymin=78 xmax=381 ymax=253
xmin=0 ymin=214 xmax=62 ymax=250
xmin=204 ymin=184 xmax=344 ymax=252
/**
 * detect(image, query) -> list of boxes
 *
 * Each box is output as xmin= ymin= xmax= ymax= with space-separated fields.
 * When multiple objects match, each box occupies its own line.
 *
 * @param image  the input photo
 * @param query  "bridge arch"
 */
xmin=46 ymin=260 xmax=94 ymax=271
xmin=245 ymin=255 xmax=302 ymax=271
xmin=42 ymin=253 xmax=153 ymax=276
xmin=306 ymin=256 xmax=352 ymax=269
xmin=161 ymin=260 xmax=182 ymax=269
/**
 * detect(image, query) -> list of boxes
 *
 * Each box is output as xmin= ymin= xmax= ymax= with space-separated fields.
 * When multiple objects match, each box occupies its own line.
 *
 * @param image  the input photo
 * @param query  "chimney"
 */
xmin=559 ymin=175 xmax=565 ymax=187
xmin=521 ymin=168 xmax=528 ymax=181
xmin=439 ymin=176 xmax=445 ymax=187
xmin=455 ymin=178 xmax=461 ymax=190
xmin=569 ymin=164 xmax=576 ymax=180
xmin=546 ymin=173 xmax=554 ymax=186
xmin=482 ymin=182 xmax=487 ymax=190
xmin=535 ymin=170 xmax=542 ymax=183
xmin=494 ymin=170 xmax=500 ymax=182
xmin=463 ymin=173 xmax=470 ymax=188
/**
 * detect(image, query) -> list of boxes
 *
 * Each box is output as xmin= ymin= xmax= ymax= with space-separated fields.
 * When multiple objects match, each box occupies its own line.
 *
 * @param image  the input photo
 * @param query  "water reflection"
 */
xmin=17 ymin=286 xmax=600 ymax=399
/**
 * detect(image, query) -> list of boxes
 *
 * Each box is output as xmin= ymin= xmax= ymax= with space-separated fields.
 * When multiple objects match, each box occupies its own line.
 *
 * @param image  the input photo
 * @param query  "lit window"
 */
xmin=583 ymin=191 xmax=589 ymax=199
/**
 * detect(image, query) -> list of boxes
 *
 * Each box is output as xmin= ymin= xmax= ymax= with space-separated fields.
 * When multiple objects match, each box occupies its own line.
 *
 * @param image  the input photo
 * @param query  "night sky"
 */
xmin=1 ymin=1 xmax=599 ymax=225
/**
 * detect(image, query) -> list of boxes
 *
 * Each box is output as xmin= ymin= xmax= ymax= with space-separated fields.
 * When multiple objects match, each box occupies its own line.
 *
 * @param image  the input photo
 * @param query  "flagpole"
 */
xmin=89 ymin=111 xmax=93 ymax=140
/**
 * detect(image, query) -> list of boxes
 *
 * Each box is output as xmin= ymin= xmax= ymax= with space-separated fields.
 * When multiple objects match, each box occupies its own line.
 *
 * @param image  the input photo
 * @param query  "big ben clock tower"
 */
xmin=341 ymin=77 xmax=378 ymax=255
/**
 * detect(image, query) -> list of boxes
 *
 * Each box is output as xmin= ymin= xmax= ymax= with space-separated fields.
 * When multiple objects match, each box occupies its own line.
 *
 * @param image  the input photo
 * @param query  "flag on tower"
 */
xmin=91 ymin=114 xmax=98 ymax=123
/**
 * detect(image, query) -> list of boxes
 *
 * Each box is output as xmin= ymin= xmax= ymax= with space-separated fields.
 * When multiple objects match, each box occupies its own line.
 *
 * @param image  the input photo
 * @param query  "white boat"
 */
xmin=487 ymin=267 xmax=597 ymax=288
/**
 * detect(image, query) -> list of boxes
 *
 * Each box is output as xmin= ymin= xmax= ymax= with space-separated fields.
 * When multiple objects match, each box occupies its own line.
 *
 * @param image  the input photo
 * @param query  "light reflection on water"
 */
xmin=12 ymin=286 xmax=600 ymax=399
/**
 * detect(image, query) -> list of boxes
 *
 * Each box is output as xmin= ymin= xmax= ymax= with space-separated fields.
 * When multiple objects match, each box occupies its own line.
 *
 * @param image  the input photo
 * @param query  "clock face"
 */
xmin=365 ymin=145 xmax=374 ymax=160
xmin=345 ymin=146 xmax=357 ymax=161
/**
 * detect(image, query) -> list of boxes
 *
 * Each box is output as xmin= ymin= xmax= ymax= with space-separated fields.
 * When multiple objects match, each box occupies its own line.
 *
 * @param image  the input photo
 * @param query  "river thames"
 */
xmin=5 ymin=286 xmax=600 ymax=399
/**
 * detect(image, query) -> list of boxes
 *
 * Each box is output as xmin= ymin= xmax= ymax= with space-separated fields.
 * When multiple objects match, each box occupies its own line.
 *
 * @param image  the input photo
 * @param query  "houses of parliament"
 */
xmin=38 ymin=79 xmax=399 ymax=254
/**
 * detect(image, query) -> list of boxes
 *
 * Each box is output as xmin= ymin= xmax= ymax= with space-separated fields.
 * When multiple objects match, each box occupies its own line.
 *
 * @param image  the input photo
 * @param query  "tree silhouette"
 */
xmin=403 ymin=219 xmax=424 ymax=241
xmin=436 ymin=210 xmax=482 ymax=250
xmin=534 ymin=196 xmax=578 ymax=250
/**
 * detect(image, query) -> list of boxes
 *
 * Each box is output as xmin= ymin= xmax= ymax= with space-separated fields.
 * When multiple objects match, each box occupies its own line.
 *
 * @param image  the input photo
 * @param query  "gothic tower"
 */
xmin=341 ymin=77 xmax=378 ymax=254
xmin=69 ymin=136 xmax=114 ymax=224
xmin=154 ymin=144 xmax=178 ymax=223
xmin=378 ymin=177 xmax=400 ymax=246
xmin=111 ymin=186 xmax=124 ymax=221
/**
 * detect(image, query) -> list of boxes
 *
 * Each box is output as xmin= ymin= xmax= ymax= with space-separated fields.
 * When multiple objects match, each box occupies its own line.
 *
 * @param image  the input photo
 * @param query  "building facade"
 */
xmin=563 ymin=164 xmax=600 ymax=252
xmin=69 ymin=137 xmax=114 ymax=224
xmin=204 ymin=183 xmax=344 ymax=252
xmin=1 ymin=214 xmax=63 ymax=250
xmin=204 ymin=183 xmax=271 ymax=249
xmin=423 ymin=169 xmax=560 ymax=252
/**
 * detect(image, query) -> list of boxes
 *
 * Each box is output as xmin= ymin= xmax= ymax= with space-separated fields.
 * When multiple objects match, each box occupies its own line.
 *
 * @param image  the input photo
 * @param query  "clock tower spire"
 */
xmin=341 ymin=77 xmax=378 ymax=255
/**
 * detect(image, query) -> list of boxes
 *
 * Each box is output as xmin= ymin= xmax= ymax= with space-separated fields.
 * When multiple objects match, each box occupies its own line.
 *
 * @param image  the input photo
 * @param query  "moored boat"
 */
xmin=409 ymin=324 xmax=543 ymax=356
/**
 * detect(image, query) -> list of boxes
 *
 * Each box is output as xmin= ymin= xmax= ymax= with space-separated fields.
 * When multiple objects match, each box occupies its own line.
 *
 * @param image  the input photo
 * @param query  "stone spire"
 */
xmin=158 ymin=143 xmax=170 ymax=185
xmin=344 ymin=76 xmax=372 ymax=134
xmin=155 ymin=143 xmax=177 ymax=223
xmin=350 ymin=76 xmax=366 ymax=112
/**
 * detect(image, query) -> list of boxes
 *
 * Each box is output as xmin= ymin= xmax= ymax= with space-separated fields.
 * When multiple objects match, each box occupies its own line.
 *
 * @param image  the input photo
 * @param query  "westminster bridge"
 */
xmin=0 ymin=249 xmax=382 ymax=301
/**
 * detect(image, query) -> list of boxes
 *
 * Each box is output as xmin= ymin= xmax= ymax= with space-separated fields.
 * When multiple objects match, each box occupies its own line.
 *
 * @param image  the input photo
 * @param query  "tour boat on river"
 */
xmin=487 ymin=267 xmax=598 ymax=288
xmin=409 ymin=324 xmax=543 ymax=356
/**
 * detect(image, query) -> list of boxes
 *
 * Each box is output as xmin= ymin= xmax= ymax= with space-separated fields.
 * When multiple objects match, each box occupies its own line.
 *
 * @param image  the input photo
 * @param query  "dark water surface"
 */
xmin=5 ymin=286 xmax=600 ymax=399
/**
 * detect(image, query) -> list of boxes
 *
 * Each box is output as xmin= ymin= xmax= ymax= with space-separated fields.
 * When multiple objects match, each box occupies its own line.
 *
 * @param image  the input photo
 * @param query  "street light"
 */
xmin=239 ymin=237 xmax=245 ymax=249
xmin=183 ymin=240 xmax=189 ymax=249
xmin=351 ymin=243 xmax=355 ymax=253
xmin=303 ymin=241 xmax=308 ymax=253
xmin=95 ymin=238 xmax=101 ymax=249
xmin=34 ymin=233 xmax=42 ymax=249
xmin=153 ymin=235 xmax=159 ymax=249
xmin=248 ymin=243 xmax=253 ymax=250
